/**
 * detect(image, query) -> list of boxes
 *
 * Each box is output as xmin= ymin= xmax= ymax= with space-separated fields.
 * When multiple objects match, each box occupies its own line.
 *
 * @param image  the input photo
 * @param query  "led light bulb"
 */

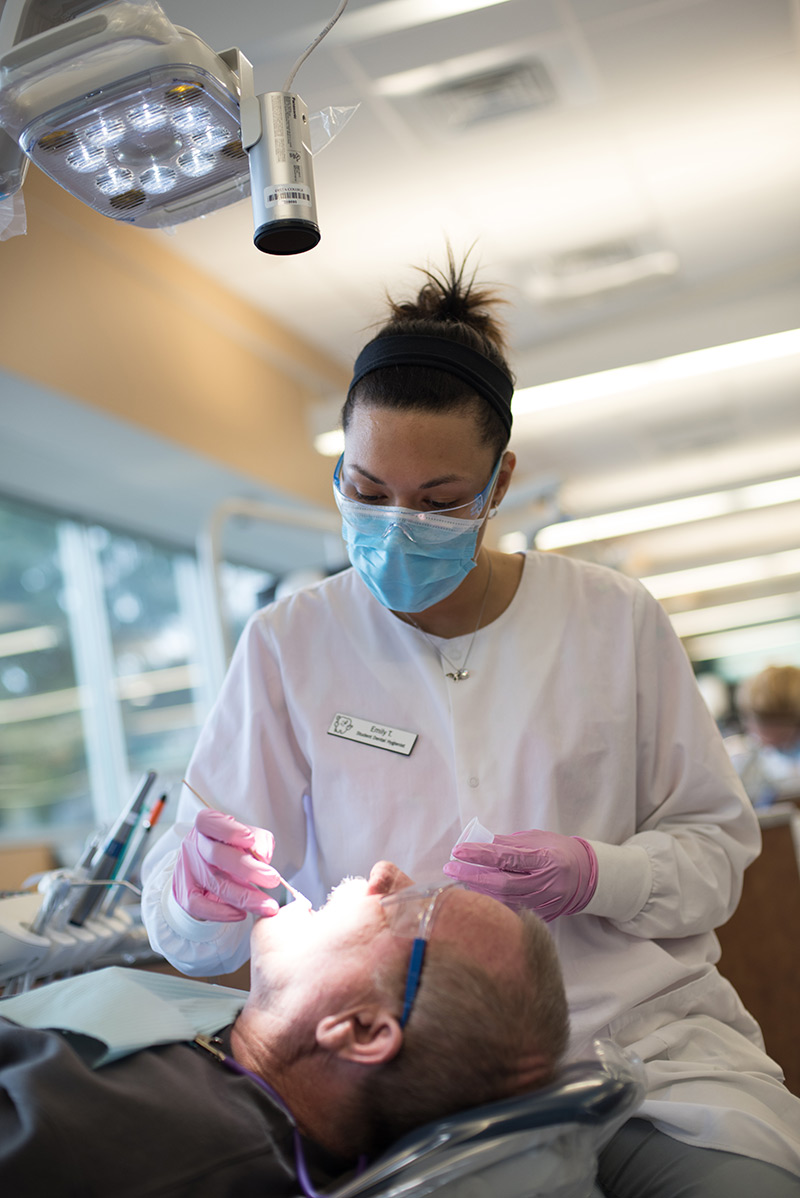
xmin=127 ymin=100 xmax=167 ymax=132
xmin=191 ymin=124 xmax=229 ymax=151
xmin=95 ymin=166 xmax=135 ymax=196
xmin=139 ymin=164 xmax=176 ymax=194
xmin=176 ymin=149 xmax=216 ymax=177
xmin=171 ymin=104 xmax=211 ymax=134
xmin=65 ymin=142 xmax=106 ymax=173
xmin=83 ymin=116 xmax=126 ymax=147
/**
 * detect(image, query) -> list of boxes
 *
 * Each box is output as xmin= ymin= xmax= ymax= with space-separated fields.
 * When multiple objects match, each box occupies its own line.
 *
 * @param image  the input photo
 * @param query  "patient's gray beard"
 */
xmin=272 ymin=1012 xmax=318 ymax=1069
xmin=253 ymin=875 xmax=374 ymax=1066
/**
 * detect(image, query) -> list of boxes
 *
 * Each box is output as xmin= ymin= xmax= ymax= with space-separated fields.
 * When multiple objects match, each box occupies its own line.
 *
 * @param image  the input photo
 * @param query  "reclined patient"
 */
xmin=0 ymin=860 xmax=568 ymax=1196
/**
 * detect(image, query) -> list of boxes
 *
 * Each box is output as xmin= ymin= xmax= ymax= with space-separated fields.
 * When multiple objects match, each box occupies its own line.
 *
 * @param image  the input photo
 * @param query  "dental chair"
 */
xmin=330 ymin=1039 xmax=645 ymax=1198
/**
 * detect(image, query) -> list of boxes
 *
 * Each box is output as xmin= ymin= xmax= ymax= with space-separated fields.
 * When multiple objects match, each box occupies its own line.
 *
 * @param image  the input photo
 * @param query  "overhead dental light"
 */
xmin=0 ymin=0 xmax=349 ymax=253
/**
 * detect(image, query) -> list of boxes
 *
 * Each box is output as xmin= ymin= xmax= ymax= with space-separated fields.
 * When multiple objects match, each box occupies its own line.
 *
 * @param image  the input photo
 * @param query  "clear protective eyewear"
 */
xmin=380 ymin=881 xmax=462 ymax=1026
xmin=333 ymin=455 xmax=502 ymax=544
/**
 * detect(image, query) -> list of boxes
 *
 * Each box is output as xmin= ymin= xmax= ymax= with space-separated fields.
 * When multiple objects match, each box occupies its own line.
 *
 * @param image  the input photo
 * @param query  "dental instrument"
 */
xmin=181 ymin=779 xmax=312 ymax=910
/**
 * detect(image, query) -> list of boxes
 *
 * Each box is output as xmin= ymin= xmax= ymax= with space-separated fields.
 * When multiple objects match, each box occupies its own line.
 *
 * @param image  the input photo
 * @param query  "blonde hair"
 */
xmin=738 ymin=665 xmax=800 ymax=723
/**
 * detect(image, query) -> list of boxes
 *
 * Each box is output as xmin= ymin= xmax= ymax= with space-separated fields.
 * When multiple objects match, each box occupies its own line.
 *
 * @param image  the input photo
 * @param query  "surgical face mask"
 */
xmin=333 ymin=455 xmax=501 ymax=611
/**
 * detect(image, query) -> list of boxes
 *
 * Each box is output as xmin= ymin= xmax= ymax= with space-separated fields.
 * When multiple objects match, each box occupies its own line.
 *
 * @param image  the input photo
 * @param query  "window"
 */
xmin=0 ymin=496 xmax=212 ymax=848
xmin=0 ymin=490 xmax=331 ymax=856
xmin=0 ymin=499 xmax=89 ymax=836
xmin=96 ymin=528 xmax=205 ymax=784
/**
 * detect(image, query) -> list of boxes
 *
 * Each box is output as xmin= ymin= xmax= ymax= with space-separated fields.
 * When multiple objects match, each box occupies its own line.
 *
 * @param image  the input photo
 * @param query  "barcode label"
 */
xmin=264 ymin=185 xmax=311 ymax=207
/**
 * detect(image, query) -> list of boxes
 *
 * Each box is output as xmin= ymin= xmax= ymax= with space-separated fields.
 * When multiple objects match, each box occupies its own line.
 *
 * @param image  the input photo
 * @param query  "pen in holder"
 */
xmin=68 ymin=771 xmax=157 ymax=927
xmin=99 ymin=792 xmax=168 ymax=917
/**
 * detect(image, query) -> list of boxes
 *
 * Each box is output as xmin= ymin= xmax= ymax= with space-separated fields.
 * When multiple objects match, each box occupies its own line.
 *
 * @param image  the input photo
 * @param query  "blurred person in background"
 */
xmin=726 ymin=665 xmax=800 ymax=808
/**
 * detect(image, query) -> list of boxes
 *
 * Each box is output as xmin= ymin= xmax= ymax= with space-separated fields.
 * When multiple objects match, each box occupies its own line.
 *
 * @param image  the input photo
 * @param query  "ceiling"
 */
xmin=152 ymin=0 xmax=800 ymax=678
xmin=5 ymin=0 xmax=800 ymax=682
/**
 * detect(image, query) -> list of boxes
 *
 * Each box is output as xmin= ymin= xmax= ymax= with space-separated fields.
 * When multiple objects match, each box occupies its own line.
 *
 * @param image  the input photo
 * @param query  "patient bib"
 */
xmin=0 ymin=966 xmax=245 ymax=1066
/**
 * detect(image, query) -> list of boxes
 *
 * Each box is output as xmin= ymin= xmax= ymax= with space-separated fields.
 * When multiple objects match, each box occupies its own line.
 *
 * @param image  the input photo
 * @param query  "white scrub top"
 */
xmin=141 ymin=551 xmax=800 ymax=1177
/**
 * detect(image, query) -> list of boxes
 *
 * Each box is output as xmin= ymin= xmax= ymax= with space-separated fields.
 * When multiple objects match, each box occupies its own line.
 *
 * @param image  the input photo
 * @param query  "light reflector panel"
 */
xmin=20 ymin=66 xmax=248 ymax=226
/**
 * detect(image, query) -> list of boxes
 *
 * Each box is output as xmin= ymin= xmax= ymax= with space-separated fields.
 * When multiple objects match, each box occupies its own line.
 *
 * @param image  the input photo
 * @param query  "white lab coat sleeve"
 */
xmin=140 ymin=844 xmax=253 ymax=976
xmin=581 ymin=583 xmax=761 ymax=937
xmin=140 ymin=610 xmax=311 ymax=974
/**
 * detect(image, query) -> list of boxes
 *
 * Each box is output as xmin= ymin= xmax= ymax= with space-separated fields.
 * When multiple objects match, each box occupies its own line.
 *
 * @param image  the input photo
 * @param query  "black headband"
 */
xmin=348 ymin=334 xmax=514 ymax=435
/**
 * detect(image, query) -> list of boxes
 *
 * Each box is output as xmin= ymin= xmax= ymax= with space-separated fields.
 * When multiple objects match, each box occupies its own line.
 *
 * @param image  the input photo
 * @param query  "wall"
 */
xmin=0 ymin=166 xmax=348 ymax=509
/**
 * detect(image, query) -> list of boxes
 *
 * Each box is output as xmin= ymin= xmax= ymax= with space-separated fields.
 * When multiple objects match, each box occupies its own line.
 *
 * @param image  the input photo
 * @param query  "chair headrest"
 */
xmin=328 ymin=1040 xmax=645 ymax=1198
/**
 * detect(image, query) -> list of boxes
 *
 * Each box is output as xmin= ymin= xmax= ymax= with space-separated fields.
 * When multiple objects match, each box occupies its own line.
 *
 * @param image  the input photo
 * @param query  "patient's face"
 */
xmin=248 ymin=860 xmax=525 ymax=1015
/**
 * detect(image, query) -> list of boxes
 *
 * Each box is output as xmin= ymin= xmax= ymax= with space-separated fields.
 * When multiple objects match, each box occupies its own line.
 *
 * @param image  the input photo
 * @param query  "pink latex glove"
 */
xmin=443 ymin=829 xmax=598 ymax=922
xmin=172 ymin=810 xmax=282 ymax=922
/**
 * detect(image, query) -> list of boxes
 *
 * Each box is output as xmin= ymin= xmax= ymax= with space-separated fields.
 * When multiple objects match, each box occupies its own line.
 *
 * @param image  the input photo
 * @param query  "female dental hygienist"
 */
xmin=142 ymin=256 xmax=800 ymax=1195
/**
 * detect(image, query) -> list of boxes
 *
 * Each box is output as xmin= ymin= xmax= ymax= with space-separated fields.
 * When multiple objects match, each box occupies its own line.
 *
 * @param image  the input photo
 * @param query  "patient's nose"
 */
xmin=366 ymin=861 xmax=414 ymax=896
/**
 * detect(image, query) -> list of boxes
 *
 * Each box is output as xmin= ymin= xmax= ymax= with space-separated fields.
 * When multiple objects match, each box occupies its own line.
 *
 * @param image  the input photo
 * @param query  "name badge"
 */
xmin=328 ymin=713 xmax=417 ymax=756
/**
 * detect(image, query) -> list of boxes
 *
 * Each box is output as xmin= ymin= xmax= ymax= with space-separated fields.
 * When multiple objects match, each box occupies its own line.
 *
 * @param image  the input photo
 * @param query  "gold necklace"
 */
xmin=404 ymin=555 xmax=493 ymax=681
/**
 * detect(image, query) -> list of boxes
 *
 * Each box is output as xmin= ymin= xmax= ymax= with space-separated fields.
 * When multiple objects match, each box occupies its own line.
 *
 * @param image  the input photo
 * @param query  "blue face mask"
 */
xmin=333 ymin=456 xmax=500 ymax=612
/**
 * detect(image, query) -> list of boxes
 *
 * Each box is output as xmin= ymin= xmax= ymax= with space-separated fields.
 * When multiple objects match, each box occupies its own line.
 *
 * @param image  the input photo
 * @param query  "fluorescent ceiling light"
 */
xmin=683 ymin=619 xmax=800 ymax=663
xmin=0 ymin=624 xmax=59 ymax=657
xmin=498 ymin=531 xmax=529 ymax=553
xmin=669 ymin=593 xmax=800 ymax=639
xmin=289 ymin=0 xmax=516 ymax=47
xmin=513 ymin=328 xmax=800 ymax=416
xmin=315 ymin=428 xmax=345 ymax=457
xmin=557 ymin=435 xmax=800 ymax=518
xmin=314 ymin=328 xmax=800 ymax=457
xmin=536 ymin=474 xmax=800 ymax=549
xmin=641 ymin=548 xmax=800 ymax=600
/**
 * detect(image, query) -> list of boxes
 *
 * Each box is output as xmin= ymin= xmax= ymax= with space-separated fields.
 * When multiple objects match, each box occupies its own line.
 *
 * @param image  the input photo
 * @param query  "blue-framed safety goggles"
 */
xmin=333 ymin=455 xmax=502 ymax=545
xmin=380 ymin=882 xmax=462 ymax=1027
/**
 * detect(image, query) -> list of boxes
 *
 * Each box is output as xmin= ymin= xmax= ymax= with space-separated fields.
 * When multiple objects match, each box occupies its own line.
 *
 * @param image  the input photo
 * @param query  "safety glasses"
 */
xmin=380 ymin=881 xmax=462 ymax=1026
xmin=332 ymin=456 xmax=501 ymax=543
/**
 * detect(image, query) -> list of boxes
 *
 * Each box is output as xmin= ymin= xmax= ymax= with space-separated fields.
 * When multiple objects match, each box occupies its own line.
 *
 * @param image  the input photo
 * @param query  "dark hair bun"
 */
xmin=342 ymin=247 xmax=514 ymax=454
xmin=384 ymin=247 xmax=509 ymax=357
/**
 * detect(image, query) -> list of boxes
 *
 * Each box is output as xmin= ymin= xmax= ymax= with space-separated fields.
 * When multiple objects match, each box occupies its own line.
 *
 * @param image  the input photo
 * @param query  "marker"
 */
xmin=100 ymin=792 xmax=169 ymax=916
xmin=145 ymin=793 xmax=167 ymax=831
xmin=182 ymin=779 xmax=311 ymax=910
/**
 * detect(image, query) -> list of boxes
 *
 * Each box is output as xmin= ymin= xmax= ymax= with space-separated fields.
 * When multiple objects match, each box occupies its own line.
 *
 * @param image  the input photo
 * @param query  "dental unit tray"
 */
xmin=0 ymin=891 xmax=149 ymax=987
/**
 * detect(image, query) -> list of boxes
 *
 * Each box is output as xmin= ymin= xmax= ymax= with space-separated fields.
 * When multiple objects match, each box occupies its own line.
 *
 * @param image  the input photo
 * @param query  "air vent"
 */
xmin=552 ymin=240 xmax=643 ymax=276
xmin=428 ymin=60 xmax=556 ymax=129
xmin=525 ymin=239 xmax=679 ymax=303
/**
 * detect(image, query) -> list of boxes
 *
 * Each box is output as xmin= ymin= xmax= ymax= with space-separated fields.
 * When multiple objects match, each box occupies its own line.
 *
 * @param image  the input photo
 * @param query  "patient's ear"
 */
xmin=316 ymin=1006 xmax=403 ymax=1065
